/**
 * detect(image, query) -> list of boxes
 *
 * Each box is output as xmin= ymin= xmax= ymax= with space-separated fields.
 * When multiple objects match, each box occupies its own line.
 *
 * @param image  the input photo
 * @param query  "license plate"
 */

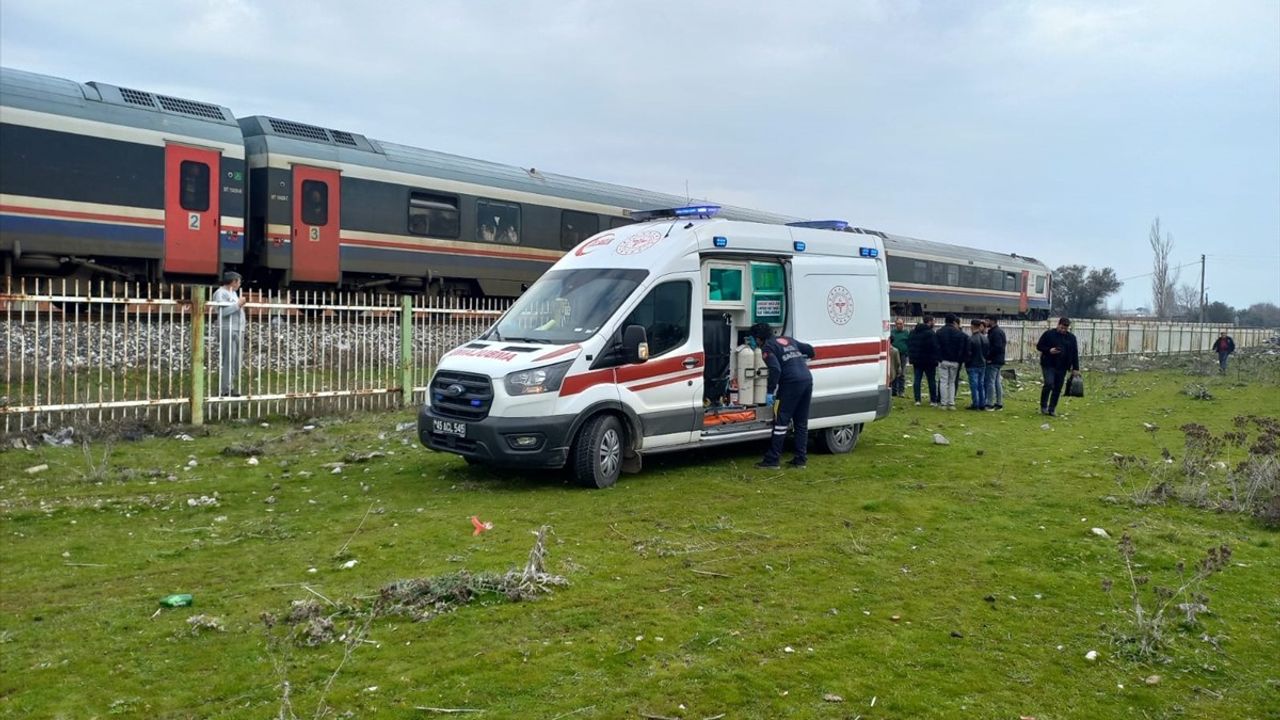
xmin=432 ymin=419 xmax=467 ymax=437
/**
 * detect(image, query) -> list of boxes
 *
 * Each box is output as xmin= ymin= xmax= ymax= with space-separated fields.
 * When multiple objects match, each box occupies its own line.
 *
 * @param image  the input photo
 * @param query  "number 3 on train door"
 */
xmin=290 ymin=165 xmax=341 ymax=283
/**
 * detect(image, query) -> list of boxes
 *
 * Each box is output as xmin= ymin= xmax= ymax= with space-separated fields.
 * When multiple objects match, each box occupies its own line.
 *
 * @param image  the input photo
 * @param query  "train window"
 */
xmin=990 ymin=271 xmax=1005 ymax=291
xmin=960 ymin=266 xmax=975 ymax=288
xmin=560 ymin=210 xmax=600 ymax=250
xmin=1035 ymin=275 xmax=1046 ymax=294
xmin=946 ymin=265 xmax=959 ymax=286
xmin=977 ymin=268 xmax=992 ymax=289
xmin=913 ymin=260 xmax=928 ymax=283
xmin=408 ymin=191 xmax=460 ymax=239
xmin=609 ymin=217 xmax=633 ymax=229
xmin=179 ymin=161 xmax=210 ymax=212
xmin=1004 ymin=272 xmax=1017 ymax=292
xmin=930 ymin=262 xmax=945 ymax=285
xmin=477 ymin=199 xmax=521 ymax=244
xmin=885 ymin=255 xmax=912 ymax=282
xmin=301 ymin=180 xmax=328 ymax=226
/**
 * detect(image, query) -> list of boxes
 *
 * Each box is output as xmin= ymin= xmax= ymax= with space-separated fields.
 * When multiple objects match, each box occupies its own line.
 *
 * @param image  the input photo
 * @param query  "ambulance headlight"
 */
xmin=504 ymin=360 xmax=573 ymax=395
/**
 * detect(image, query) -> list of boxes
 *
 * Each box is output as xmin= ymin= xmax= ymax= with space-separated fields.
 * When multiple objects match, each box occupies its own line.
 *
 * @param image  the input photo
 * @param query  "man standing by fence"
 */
xmin=1036 ymin=317 xmax=1079 ymax=417
xmin=966 ymin=320 xmax=989 ymax=410
xmin=890 ymin=318 xmax=910 ymax=397
xmin=213 ymin=271 xmax=248 ymax=397
xmin=984 ymin=317 xmax=1006 ymax=410
xmin=936 ymin=314 xmax=968 ymax=410
xmin=907 ymin=316 xmax=940 ymax=406
xmin=1214 ymin=331 xmax=1235 ymax=373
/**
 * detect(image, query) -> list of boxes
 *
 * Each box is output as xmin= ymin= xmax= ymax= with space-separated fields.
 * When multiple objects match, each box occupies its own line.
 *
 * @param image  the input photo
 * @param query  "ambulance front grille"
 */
xmin=430 ymin=371 xmax=493 ymax=420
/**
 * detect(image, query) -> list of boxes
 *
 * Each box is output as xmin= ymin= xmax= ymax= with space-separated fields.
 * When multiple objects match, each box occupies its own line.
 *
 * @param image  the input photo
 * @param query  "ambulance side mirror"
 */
xmin=622 ymin=324 xmax=649 ymax=364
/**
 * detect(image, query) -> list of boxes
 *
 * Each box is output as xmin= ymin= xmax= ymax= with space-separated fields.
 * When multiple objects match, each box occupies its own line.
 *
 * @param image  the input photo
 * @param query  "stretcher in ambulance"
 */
xmin=418 ymin=206 xmax=892 ymax=487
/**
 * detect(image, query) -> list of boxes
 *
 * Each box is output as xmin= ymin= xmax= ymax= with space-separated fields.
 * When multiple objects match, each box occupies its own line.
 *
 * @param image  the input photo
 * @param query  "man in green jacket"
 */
xmin=890 ymin=317 xmax=911 ymax=397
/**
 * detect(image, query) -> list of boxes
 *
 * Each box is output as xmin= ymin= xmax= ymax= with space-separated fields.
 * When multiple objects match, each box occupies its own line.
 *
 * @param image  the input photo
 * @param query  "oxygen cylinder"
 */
xmin=735 ymin=345 xmax=754 ymax=406
xmin=753 ymin=347 xmax=767 ymax=404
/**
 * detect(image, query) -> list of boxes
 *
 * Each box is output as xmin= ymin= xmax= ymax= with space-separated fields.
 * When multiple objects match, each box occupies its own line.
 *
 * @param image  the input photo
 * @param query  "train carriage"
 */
xmin=238 ymin=115 xmax=794 ymax=296
xmin=862 ymin=229 xmax=1052 ymax=320
xmin=2 ymin=65 xmax=1053 ymax=317
xmin=0 ymin=66 xmax=245 ymax=281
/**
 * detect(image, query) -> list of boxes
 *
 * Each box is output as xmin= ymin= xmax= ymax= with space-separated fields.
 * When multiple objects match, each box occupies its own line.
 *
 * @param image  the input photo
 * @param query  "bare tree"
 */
xmin=1173 ymin=283 xmax=1200 ymax=319
xmin=1149 ymin=218 xmax=1178 ymax=318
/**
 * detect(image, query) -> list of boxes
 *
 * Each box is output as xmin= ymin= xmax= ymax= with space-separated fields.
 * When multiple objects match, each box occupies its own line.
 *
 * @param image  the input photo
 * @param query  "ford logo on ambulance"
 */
xmin=443 ymin=384 xmax=466 ymax=398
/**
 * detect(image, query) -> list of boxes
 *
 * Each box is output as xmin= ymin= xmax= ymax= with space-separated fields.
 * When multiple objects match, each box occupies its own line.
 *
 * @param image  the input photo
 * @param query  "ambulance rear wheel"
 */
xmin=572 ymin=414 xmax=623 ymax=489
xmin=818 ymin=424 xmax=861 ymax=454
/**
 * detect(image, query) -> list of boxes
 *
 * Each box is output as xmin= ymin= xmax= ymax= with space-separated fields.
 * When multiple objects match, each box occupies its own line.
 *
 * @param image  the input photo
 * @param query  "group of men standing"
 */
xmin=890 ymin=314 xmax=1081 ymax=416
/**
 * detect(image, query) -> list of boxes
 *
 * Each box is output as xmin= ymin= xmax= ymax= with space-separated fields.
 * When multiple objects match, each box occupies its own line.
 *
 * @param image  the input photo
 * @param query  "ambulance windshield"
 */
xmin=488 ymin=268 xmax=649 ymax=344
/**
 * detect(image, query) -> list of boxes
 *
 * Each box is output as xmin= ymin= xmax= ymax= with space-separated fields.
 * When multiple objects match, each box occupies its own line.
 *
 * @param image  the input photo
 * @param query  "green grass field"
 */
xmin=2 ymin=355 xmax=1277 ymax=719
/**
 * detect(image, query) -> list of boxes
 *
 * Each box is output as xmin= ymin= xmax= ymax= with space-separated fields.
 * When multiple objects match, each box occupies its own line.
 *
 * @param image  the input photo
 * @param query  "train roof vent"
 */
xmin=267 ymin=117 xmax=332 ymax=143
xmin=330 ymin=129 xmax=358 ymax=147
xmin=118 ymin=87 xmax=157 ymax=108
xmin=156 ymin=94 xmax=226 ymax=121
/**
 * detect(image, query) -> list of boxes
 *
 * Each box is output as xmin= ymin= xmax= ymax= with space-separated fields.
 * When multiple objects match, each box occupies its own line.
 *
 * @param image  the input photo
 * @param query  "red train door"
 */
xmin=163 ymin=144 xmax=221 ymax=275
xmin=291 ymin=165 xmax=341 ymax=284
xmin=1019 ymin=270 xmax=1030 ymax=314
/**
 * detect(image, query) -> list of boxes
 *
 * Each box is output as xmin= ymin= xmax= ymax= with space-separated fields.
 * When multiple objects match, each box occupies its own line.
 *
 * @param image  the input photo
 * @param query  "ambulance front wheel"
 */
xmin=572 ymin=414 xmax=624 ymax=489
xmin=818 ymin=424 xmax=862 ymax=454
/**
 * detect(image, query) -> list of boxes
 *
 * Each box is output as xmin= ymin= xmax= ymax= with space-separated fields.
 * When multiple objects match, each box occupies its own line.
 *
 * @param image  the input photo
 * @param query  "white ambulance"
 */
xmin=418 ymin=206 xmax=892 ymax=487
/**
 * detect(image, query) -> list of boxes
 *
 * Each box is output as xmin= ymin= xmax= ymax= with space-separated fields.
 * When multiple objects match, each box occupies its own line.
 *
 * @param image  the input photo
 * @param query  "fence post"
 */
xmin=400 ymin=294 xmax=413 ymax=407
xmin=190 ymin=286 xmax=205 ymax=426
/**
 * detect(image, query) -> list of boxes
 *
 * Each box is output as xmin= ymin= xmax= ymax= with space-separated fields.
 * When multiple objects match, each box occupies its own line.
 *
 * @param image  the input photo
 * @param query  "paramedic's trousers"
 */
xmin=763 ymin=381 xmax=813 ymax=465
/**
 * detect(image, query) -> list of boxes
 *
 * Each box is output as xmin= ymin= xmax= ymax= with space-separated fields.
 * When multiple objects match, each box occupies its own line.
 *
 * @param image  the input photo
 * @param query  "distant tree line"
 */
xmin=1042 ymin=215 xmax=1278 ymax=328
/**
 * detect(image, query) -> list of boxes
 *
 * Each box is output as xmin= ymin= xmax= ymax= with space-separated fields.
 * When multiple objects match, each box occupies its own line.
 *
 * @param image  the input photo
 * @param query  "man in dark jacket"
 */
xmin=1036 ymin=317 xmax=1080 ymax=416
xmin=1213 ymin=331 xmax=1236 ymax=373
xmin=966 ymin=320 xmax=989 ymax=410
xmin=906 ymin=316 xmax=940 ymax=406
xmin=935 ymin=314 xmax=969 ymax=409
xmin=751 ymin=323 xmax=815 ymax=469
xmin=984 ymin=317 xmax=1007 ymax=410
xmin=890 ymin=318 xmax=911 ymax=397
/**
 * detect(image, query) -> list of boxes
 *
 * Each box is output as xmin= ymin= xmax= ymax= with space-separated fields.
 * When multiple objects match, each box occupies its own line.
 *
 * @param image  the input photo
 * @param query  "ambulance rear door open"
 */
xmin=789 ymin=255 xmax=886 ymax=424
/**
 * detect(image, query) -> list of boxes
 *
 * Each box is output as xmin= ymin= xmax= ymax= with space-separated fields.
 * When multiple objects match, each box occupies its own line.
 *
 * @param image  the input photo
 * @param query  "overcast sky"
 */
xmin=2 ymin=0 xmax=1277 ymax=309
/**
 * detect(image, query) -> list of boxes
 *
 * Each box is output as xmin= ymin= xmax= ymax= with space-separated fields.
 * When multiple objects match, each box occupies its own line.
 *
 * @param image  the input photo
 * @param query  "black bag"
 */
xmin=1066 ymin=373 xmax=1085 ymax=398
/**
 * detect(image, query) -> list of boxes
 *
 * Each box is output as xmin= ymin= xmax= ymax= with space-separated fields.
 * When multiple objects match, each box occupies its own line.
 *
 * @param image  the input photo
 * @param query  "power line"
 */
xmin=1116 ymin=260 xmax=1201 ymax=283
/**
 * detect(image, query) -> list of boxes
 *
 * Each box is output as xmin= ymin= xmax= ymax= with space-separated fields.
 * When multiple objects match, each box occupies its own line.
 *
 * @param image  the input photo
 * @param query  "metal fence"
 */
xmin=969 ymin=318 xmax=1275 ymax=364
xmin=1 ymin=277 xmax=1274 ymax=433
xmin=1 ymin=278 xmax=507 ymax=433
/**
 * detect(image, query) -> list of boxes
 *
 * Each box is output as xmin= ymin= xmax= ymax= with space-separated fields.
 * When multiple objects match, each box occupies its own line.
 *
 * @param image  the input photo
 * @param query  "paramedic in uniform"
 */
xmin=751 ymin=323 xmax=815 ymax=469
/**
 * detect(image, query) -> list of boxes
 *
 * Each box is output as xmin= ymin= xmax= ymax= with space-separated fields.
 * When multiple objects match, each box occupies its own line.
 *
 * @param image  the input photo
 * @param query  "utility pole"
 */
xmin=1199 ymin=254 xmax=1206 ymax=323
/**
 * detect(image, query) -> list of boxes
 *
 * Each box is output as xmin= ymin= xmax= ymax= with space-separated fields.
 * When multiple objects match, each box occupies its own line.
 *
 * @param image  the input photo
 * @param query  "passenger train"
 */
xmin=0 ymin=66 xmax=1051 ymax=318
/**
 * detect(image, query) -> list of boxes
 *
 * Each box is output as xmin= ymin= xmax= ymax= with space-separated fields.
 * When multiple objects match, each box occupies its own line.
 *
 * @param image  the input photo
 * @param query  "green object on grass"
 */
xmin=159 ymin=594 xmax=192 ymax=608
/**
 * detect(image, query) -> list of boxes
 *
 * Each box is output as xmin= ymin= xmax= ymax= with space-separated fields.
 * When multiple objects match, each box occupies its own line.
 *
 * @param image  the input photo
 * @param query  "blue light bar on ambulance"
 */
xmin=631 ymin=204 xmax=722 ymax=221
xmin=786 ymin=220 xmax=850 ymax=231
xmin=859 ymin=246 xmax=879 ymax=258
xmin=712 ymin=236 xmax=729 ymax=248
